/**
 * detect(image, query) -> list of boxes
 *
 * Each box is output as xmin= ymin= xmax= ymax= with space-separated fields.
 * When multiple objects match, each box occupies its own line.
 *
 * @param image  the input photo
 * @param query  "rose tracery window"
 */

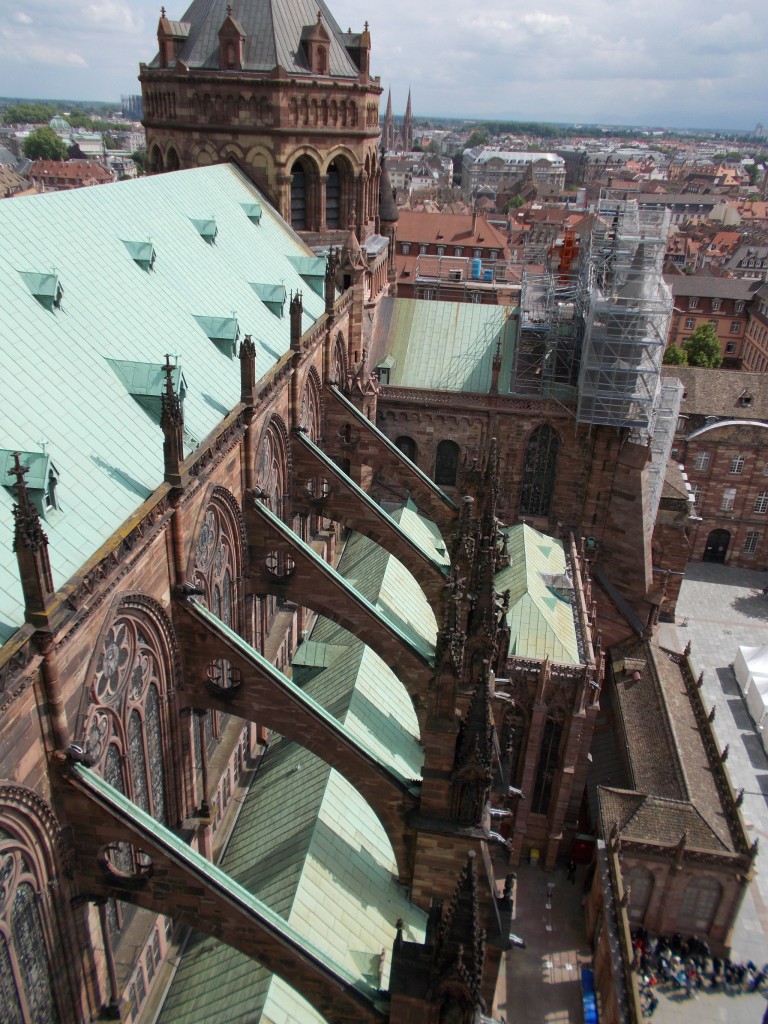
xmin=83 ymin=605 xmax=173 ymax=941
xmin=0 ymin=831 xmax=59 ymax=1023
xmin=86 ymin=614 xmax=169 ymax=827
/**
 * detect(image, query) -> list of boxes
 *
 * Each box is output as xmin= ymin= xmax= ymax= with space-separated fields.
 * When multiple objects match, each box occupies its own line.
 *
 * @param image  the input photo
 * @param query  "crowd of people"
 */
xmin=631 ymin=928 xmax=768 ymax=1016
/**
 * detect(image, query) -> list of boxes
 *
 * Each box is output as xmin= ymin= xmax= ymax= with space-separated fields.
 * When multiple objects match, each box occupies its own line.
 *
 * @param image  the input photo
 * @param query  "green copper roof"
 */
xmin=158 ymin=503 xmax=433 ymax=1024
xmin=380 ymin=297 xmax=516 ymax=393
xmin=0 ymin=164 xmax=325 ymax=644
xmin=496 ymin=524 xmax=580 ymax=664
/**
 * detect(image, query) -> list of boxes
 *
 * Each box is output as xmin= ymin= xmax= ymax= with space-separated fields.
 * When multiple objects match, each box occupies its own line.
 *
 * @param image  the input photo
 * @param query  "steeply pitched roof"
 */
xmin=149 ymin=0 xmax=360 ymax=76
xmin=663 ymin=275 xmax=757 ymax=300
xmin=608 ymin=639 xmax=737 ymax=852
xmin=0 ymin=164 xmax=325 ymax=644
xmin=395 ymin=211 xmax=508 ymax=251
xmin=663 ymin=366 xmax=768 ymax=421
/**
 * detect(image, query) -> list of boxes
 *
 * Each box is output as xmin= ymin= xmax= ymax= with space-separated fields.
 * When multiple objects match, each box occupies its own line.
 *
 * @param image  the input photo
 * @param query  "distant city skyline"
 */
xmin=1 ymin=0 xmax=766 ymax=132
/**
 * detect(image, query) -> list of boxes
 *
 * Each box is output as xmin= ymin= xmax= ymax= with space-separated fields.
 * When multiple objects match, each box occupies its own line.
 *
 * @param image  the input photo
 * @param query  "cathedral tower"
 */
xmin=140 ymin=0 xmax=384 ymax=244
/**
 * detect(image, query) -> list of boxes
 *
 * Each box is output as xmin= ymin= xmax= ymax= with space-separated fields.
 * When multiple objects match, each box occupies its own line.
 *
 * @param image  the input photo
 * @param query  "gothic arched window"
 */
xmin=191 ymin=491 xmax=246 ymax=748
xmin=501 ymin=707 xmax=527 ymax=787
xmin=679 ymin=876 xmax=722 ymax=933
xmin=326 ymin=160 xmax=341 ymax=229
xmin=300 ymin=371 xmax=322 ymax=441
xmin=84 ymin=609 xmax=172 ymax=828
xmin=625 ymin=865 xmax=654 ymax=925
xmin=531 ymin=713 xmax=563 ymax=815
xmin=395 ymin=436 xmax=418 ymax=464
xmin=0 ymin=829 xmax=60 ymax=1022
xmin=520 ymin=424 xmax=559 ymax=517
xmin=435 ymin=440 xmax=460 ymax=488
xmin=290 ymin=156 xmax=318 ymax=231
xmin=256 ymin=420 xmax=290 ymax=520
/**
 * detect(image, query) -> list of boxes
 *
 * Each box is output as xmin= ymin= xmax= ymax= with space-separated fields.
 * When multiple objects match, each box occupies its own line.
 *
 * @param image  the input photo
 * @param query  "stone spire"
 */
xmin=10 ymin=452 xmax=55 ymax=628
xmin=403 ymin=88 xmax=413 ymax=151
xmin=161 ymin=353 xmax=186 ymax=486
xmin=432 ymin=851 xmax=487 ymax=1016
xmin=384 ymin=88 xmax=394 ymax=150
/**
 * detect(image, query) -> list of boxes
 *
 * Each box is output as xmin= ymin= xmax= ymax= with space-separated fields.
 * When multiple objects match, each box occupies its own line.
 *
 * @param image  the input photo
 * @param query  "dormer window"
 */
xmin=193 ymin=315 xmax=240 ymax=358
xmin=739 ymin=390 xmax=754 ymax=408
xmin=191 ymin=218 xmax=217 ymax=244
xmin=122 ymin=240 xmax=156 ymax=272
xmin=1 ymin=450 xmax=60 ymax=517
xmin=107 ymin=359 xmax=187 ymax=422
xmin=19 ymin=271 xmax=63 ymax=311
xmin=251 ymin=283 xmax=286 ymax=317
xmin=301 ymin=12 xmax=331 ymax=75
xmin=218 ymin=8 xmax=245 ymax=70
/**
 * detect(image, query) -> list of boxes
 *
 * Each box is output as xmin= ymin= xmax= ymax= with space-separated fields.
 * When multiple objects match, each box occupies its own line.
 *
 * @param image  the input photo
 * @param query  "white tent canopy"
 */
xmin=734 ymin=644 xmax=768 ymax=694
xmin=735 ymin=645 xmax=768 ymax=754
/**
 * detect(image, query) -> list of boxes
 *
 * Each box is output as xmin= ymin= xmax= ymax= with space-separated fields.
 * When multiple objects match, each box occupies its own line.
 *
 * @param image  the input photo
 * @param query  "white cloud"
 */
xmin=0 ymin=31 xmax=87 ymax=68
xmin=0 ymin=0 xmax=766 ymax=128
xmin=83 ymin=1 xmax=143 ymax=33
xmin=12 ymin=11 xmax=34 ymax=24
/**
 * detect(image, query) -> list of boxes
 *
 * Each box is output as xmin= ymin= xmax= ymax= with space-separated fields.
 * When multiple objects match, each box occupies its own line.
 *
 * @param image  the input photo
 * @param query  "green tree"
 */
xmin=23 ymin=126 xmax=68 ymax=161
xmin=662 ymin=344 xmax=688 ymax=366
xmin=3 ymin=103 xmax=57 ymax=124
xmin=683 ymin=323 xmax=723 ymax=368
xmin=466 ymin=130 xmax=489 ymax=148
xmin=131 ymin=150 xmax=146 ymax=175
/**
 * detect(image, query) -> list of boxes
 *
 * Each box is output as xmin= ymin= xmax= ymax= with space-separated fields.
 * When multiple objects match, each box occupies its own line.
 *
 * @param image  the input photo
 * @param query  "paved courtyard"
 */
xmin=494 ymin=562 xmax=768 ymax=1023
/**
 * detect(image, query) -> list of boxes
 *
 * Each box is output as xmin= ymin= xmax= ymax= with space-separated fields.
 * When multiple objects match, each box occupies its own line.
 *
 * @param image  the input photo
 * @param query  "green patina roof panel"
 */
xmin=383 ymin=297 xmax=515 ymax=393
xmin=158 ymin=506 xmax=433 ymax=1023
xmin=496 ymin=523 xmax=580 ymax=664
xmin=0 ymin=164 xmax=325 ymax=644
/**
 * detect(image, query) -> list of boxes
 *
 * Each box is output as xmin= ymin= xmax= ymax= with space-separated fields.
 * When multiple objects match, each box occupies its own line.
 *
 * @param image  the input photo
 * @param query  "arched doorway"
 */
xmin=703 ymin=529 xmax=730 ymax=563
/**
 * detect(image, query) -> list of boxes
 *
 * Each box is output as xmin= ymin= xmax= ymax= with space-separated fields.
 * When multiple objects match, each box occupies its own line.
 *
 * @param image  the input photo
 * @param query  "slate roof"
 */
xmin=156 ymin=504 xmax=435 ymax=1024
xmin=663 ymin=366 xmax=768 ymax=421
xmin=607 ymin=639 xmax=736 ymax=853
xmin=495 ymin=524 xmax=580 ymax=664
xmin=663 ymin=275 xmax=757 ymax=300
xmin=375 ymin=296 xmax=515 ymax=394
xmin=0 ymin=164 xmax=326 ymax=644
xmin=149 ymin=0 xmax=360 ymax=76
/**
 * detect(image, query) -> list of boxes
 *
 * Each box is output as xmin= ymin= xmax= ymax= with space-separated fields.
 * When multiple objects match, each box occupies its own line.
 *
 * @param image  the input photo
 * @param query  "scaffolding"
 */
xmin=576 ymin=199 xmax=672 ymax=434
xmin=646 ymin=377 xmax=684 ymax=531
xmin=412 ymin=253 xmax=521 ymax=304
xmin=511 ymin=267 xmax=580 ymax=403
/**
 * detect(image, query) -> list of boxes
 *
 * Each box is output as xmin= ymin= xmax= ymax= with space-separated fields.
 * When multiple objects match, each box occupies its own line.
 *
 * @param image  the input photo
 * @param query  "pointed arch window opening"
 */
xmin=520 ymin=424 xmax=559 ymax=518
xmin=193 ymin=498 xmax=243 ymax=752
xmin=326 ymin=162 xmax=341 ymax=229
xmin=435 ymin=439 xmax=460 ymax=488
xmin=83 ymin=607 xmax=174 ymax=936
xmin=0 ymin=835 xmax=60 ymax=1022
xmin=291 ymin=164 xmax=307 ymax=231
xmin=531 ymin=714 xmax=563 ymax=815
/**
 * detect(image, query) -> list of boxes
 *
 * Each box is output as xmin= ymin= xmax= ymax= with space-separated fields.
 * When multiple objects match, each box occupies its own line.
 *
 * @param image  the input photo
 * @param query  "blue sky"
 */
xmin=1 ymin=0 xmax=766 ymax=130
